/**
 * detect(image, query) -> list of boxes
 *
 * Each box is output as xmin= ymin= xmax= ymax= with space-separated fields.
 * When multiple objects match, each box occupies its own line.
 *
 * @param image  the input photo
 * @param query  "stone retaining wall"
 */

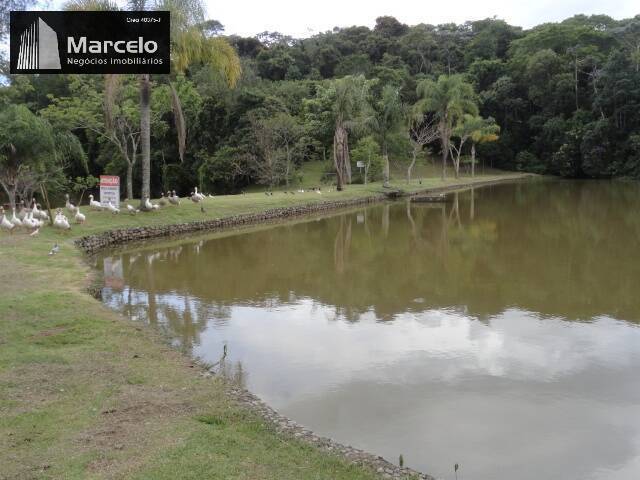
xmin=75 ymin=195 xmax=383 ymax=254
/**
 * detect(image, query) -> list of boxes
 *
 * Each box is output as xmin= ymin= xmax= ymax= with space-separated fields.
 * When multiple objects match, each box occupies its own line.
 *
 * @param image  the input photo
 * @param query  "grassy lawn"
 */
xmin=0 ymin=171 xmax=527 ymax=479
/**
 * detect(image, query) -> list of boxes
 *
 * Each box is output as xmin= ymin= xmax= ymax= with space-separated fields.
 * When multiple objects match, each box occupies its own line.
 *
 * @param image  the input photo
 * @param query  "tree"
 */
xmin=371 ymin=84 xmax=405 ymax=186
xmin=43 ymin=75 xmax=142 ymax=200
xmin=246 ymin=113 xmax=286 ymax=189
xmin=468 ymin=117 xmax=500 ymax=177
xmin=351 ymin=136 xmax=382 ymax=184
xmin=65 ymin=0 xmax=241 ymax=208
xmin=450 ymin=114 xmax=500 ymax=177
xmin=321 ymin=75 xmax=373 ymax=190
xmin=415 ymin=74 xmax=478 ymax=179
xmin=0 ymin=105 xmax=58 ymax=209
xmin=407 ymin=113 xmax=438 ymax=183
xmin=267 ymin=112 xmax=303 ymax=186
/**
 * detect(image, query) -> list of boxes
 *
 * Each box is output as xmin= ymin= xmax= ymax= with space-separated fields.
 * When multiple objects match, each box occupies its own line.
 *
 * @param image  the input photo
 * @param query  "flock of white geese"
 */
xmin=1 ymin=185 xmax=328 ymax=236
xmin=0 ymin=189 xmax=191 ymax=236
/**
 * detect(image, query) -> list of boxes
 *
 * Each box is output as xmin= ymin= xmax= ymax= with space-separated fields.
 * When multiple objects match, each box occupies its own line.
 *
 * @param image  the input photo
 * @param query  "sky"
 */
xmin=37 ymin=0 xmax=639 ymax=38
xmin=204 ymin=0 xmax=638 ymax=38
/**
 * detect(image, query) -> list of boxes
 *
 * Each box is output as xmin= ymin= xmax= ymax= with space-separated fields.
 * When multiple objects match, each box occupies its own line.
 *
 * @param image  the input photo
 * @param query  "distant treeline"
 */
xmin=1 ymin=13 xmax=640 ymax=200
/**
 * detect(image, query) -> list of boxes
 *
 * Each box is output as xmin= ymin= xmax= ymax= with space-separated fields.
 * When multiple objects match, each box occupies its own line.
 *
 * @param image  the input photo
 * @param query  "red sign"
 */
xmin=100 ymin=175 xmax=120 ymax=187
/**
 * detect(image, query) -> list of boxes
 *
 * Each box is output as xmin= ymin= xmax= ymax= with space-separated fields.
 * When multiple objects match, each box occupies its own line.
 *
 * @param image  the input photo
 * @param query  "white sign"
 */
xmin=100 ymin=175 xmax=120 ymax=207
xmin=356 ymin=161 xmax=365 ymax=168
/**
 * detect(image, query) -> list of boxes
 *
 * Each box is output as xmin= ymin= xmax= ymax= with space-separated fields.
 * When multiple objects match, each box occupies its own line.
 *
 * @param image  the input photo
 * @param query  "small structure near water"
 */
xmin=411 ymin=193 xmax=449 ymax=203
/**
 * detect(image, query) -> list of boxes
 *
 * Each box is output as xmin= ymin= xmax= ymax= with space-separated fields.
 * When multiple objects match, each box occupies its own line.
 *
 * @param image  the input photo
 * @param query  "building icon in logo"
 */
xmin=16 ymin=17 xmax=61 ymax=70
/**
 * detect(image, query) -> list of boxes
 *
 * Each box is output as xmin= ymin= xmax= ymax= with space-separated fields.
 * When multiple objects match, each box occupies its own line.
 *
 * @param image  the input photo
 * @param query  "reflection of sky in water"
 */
xmin=103 ymin=287 xmax=640 ymax=480
xmin=100 ymin=180 xmax=640 ymax=480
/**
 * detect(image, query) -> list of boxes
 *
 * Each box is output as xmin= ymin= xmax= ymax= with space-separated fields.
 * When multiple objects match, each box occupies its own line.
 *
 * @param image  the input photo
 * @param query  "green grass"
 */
xmin=0 ymin=169 xmax=529 ymax=479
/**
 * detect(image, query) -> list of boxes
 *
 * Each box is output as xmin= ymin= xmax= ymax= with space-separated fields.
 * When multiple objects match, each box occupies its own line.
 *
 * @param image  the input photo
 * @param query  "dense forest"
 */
xmin=2 ymin=7 xmax=640 ymax=203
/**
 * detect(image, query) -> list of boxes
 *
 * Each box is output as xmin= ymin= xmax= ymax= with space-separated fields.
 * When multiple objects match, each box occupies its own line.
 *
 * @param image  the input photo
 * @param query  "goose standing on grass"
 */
xmin=75 ymin=207 xmax=86 ymax=224
xmin=89 ymin=194 xmax=103 ymax=210
xmin=159 ymin=193 xmax=168 ymax=207
xmin=21 ymin=212 xmax=36 ymax=230
xmin=31 ymin=200 xmax=49 ymax=221
xmin=144 ymin=196 xmax=154 ymax=211
xmin=106 ymin=201 xmax=120 ymax=214
xmin=190 ymin=191 xmax=202 ymax=203
xmin=168 ymin=190 xmax=180 ymax=205
xmin=126 ymin=204 xmax=138 ymax=215
xmin=1 ymin=207 xmax=16 ymax=234
xmin=53 ymin=209 xmax=71 ymax=230
xmin=10 ymin=208 xmax=23 ymax=228
xmin=194 ymin=187 xmax=205 ymax=202
xmin=65 ymin=194 xmax=78 ymax=214
xmin=17 ymin=201 xmax=27 ymax=221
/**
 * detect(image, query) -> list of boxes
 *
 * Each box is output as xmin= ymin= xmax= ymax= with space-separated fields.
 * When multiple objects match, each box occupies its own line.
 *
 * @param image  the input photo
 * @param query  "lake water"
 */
xmin=99 ymin=179 xmax=640 ymax=480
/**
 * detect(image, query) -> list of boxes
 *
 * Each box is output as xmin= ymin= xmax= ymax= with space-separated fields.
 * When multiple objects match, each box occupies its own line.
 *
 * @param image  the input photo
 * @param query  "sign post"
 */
xmin=100 ymin=175 xmax=120 ymax=208
xmin=356 ymin=160 xmax=365 ymax=181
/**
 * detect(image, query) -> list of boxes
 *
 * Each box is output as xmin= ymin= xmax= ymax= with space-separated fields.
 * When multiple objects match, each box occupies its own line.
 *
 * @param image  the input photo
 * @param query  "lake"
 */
xmin=99 ymin=179 xmax=640 ymax=480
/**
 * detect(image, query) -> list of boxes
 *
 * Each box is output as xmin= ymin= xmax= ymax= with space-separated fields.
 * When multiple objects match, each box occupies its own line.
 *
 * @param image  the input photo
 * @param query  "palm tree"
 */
xmin=469 ymin=117 xmax=499 ymax=177
xmin=415 ymin=75 xmax=478 ymax=180
xmin=450 ymin=114 xmax=500 ymax=177
xmin=65 ymin=0 xmax=241 ymax=208
xmin=331 ymin=75 xmax=372 ymax=191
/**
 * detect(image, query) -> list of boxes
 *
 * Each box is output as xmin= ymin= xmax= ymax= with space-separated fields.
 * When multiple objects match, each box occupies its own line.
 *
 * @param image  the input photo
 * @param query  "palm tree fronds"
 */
xmin=169 ymin=82 xmax=186 ymax=162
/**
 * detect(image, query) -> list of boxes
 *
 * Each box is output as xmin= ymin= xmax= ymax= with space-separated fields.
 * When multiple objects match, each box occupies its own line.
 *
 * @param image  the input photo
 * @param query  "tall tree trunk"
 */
xmin=344 ymin=143 xmax=352 ymax=184
xmin=383 ymin=153 xmax=390 ymax=187
xmin=407 ymin=148 xmax=417 ymax=184
xmin=140 ymin=74 xmax=151 ymax=209
xmin=471 ymin=143 xmax=476 ymax=178
xmin=285 ymin=144 xmax=291 ymax=187
xmin=126 ymin=161 xmax=134 ymax=200
xmin=441 ymin=126 xmax=449 ymax=180
xmin=334 ymin=124 xmax=348 ymax=191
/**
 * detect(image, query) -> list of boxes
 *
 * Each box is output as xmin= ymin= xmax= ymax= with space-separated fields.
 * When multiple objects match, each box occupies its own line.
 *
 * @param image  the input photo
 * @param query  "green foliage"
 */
xmin=351 ymin=136 xmax=383 ymax=183
xmin=3 ymin=11 xmax=640 ymax=200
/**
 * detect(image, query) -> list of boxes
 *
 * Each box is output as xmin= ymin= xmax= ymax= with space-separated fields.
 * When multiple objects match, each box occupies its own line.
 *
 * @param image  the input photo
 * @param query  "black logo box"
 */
xmin=10 ymin=11 xmax=170 ymax=74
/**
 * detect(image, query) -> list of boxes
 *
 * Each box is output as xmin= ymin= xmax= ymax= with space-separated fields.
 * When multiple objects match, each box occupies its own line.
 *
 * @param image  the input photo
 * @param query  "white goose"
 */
xmin=1 ymin=208 xmax=15 ymax=233
xmin=10 ymin=208 xmax=23 ymax=228
xmin=31 ymin=201 xmax=49 ymax=221
xmin=75 ymin=207 xmax=86 ymax=224
xmin=126 ymin=204 xmax=138 ymax=215
xmin=65 ymin=194 xmax=78 ymax=214
xmin=53 ymin=209 xmax=71 ymax=230
xmin=194 ymin=187 xmax=205 ymax=201
xmin=106 ymin=201 xmax=120 ymax=214
xmin=17 ymin=201 xmax=27 ymax=220
xmin=22 ymin=212 xmax=36 ymax=230
xmin=190 ymin=191 xmax=202 ymax=203
xmin=143 ymin=197 xmax=157 ymax=211
xmin=89 ymin=195 xmax=103 ymax=210
xmin=168 ymin=190 xmax=180 ymax=205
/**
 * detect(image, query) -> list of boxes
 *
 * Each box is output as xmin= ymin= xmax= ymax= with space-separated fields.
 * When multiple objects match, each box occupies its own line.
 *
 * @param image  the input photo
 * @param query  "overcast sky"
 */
xmin=37 ymin=0 xmax=638 ymax=38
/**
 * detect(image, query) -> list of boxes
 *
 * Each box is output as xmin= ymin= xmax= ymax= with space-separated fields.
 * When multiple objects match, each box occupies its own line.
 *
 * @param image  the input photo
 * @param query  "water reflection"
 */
xmin=101 ymin=179 xmax=640 ymax=480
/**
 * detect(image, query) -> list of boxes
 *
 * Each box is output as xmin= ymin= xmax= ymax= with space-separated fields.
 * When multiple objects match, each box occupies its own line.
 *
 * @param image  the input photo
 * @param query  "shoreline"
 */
xmin=1 ymin=172 xmax=532 ymax=479
xmin=76 ymin=174 xmax=534 ymax=254
xmin=78 ymin=173 xmax=533 ymax=480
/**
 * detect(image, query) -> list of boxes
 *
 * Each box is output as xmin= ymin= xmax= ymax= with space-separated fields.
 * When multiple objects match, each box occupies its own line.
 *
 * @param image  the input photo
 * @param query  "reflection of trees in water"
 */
xmin=333 ymin=215 xmax=352 ymax=275
xmin=101 ymin=180 xmax=640 ymax=347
